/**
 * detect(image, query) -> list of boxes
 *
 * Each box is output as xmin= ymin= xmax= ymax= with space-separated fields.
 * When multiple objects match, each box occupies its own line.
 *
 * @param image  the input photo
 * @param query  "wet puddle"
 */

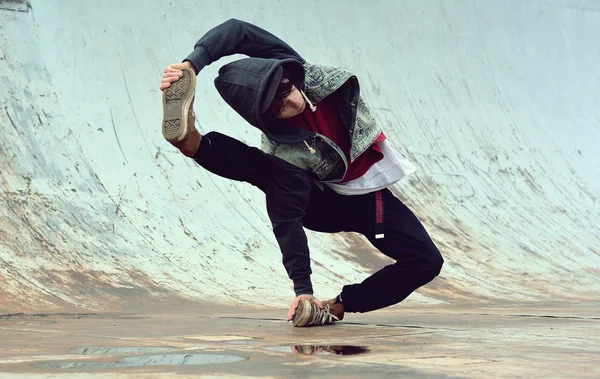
xmin=69 ymin=347 xmax=180 ymax=355
xmin=265 ymin=345 xmax=370 ymax=356
xmin=35 ymin=354 xmax=247 ymax=369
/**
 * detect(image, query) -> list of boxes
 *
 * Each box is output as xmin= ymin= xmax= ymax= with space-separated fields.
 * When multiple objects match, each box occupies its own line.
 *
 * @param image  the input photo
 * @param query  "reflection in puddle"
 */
xmin=69 ymin=347 xmax=180 ymax=355
xmin=265 ymin=345 xmax=370 ymax=356
xmin=35 ymin=354 xmax=247 ymax=369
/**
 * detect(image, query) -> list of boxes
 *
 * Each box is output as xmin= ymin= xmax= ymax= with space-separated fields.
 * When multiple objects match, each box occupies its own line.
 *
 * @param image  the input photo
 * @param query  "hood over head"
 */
xmin=214 ymin=57 xmax=309 ymax=143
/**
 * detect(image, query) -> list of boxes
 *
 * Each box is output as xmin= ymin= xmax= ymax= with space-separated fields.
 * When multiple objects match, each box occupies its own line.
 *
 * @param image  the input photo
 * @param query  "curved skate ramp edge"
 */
xmin=0 ymin=0 xmax=599 ymax=313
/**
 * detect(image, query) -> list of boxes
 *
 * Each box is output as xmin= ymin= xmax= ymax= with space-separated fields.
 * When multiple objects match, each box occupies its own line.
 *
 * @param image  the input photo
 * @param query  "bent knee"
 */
xmin=426 ymin=248 xmax=444 ymax=278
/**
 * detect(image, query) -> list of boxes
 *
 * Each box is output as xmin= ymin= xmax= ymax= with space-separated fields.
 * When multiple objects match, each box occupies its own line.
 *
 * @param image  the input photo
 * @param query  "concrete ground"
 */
xmin=1 ymin=303 xmax=599 ymax=378
xmin=2 ymin=1 xmax=599 ymax=378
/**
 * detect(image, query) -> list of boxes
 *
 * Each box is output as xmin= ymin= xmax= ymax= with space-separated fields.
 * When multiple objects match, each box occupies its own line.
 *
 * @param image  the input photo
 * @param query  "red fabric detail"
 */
xmin=287 ymin=92 xmax=384 ymax=182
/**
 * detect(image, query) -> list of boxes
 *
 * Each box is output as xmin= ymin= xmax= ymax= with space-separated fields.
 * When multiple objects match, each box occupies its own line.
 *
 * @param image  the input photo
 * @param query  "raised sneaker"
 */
xmin=162 ymin=67 xmax=201 ymax=157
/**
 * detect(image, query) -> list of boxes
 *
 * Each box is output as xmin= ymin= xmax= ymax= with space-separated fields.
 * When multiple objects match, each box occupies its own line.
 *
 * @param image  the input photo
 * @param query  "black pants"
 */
xmin=303 ymin=186 xmax=443 ymax=313
xmin=194 ymin=132 xmax=443 ymax=313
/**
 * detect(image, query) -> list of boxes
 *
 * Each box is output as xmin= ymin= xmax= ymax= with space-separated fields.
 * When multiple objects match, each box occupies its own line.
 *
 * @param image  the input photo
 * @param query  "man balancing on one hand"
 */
xmin=159 ymin=19 xmax=443 ymax=327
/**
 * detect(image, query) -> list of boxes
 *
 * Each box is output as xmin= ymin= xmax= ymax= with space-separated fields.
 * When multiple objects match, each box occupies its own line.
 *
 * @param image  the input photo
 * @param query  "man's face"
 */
xmin=275 ymin=84 xmax=306 ymax=119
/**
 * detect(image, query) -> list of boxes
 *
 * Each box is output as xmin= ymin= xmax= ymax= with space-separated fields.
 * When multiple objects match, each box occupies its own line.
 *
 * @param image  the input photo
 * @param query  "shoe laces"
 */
xmin=308 ymin=304 xmax=339 ymax=326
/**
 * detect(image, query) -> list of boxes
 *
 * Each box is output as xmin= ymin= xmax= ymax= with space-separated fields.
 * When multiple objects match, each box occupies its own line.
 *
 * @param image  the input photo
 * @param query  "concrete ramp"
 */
xmin=1 ymin=0 xmax=599 ymax=313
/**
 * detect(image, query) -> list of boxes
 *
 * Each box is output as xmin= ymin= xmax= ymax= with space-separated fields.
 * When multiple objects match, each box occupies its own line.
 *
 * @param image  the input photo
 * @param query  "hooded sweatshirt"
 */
xmin=214 ymin=57 xmax=312 ymax=145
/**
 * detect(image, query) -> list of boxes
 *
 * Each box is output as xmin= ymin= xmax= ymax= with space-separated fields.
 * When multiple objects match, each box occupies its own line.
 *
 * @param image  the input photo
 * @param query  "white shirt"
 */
xmin=325 ymin=140 xmax=416 ymax=195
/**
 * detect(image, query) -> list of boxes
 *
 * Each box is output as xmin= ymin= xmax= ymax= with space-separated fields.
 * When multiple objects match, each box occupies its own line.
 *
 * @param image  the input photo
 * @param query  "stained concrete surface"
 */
xmin=1 ymin=0 xmax=599 ymax=377
xmin=1 ymin=305 xmax=599 ymax=378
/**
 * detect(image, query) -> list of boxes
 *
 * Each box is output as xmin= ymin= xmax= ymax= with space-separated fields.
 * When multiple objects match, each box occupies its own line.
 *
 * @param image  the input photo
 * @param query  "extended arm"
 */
xmin=265 ymin=156 xmax=313 ymax=296
xmin=184 ymin=18 xmax=305 ymax=74
xmin=193 ymin=131 xmax=314 ymax=295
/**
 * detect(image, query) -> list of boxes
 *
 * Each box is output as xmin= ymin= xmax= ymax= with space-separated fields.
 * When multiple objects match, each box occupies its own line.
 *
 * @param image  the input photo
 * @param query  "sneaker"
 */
xmin=162 ymin=67 xmax=201 ymax=157
xmin=292 ymin=345 xmax=323 ymax=355
xmin=322 ymin=298 xmax=345 ymax=321
xmin=292 ymin=299 xmax=339 ymax=327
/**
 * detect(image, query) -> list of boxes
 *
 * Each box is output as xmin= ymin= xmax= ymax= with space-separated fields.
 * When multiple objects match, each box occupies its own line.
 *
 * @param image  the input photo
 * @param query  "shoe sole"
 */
xmin=162 ymin=67 xmax=196 ymax=143
xmin=292 ymin=299 xmax=313 ymax=327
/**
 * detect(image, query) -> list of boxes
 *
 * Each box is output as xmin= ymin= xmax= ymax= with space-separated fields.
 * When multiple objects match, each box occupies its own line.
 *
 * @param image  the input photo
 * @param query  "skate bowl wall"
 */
xmin=0 ymin=0 xmax=598 ymax=313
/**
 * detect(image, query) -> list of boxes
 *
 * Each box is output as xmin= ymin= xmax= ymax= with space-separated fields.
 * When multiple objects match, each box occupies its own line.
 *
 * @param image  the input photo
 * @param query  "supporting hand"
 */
xmin=287 ymin=294 xmax=322 ymax=322
xmin=160 ymin=62 xmax=193 ymax=91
